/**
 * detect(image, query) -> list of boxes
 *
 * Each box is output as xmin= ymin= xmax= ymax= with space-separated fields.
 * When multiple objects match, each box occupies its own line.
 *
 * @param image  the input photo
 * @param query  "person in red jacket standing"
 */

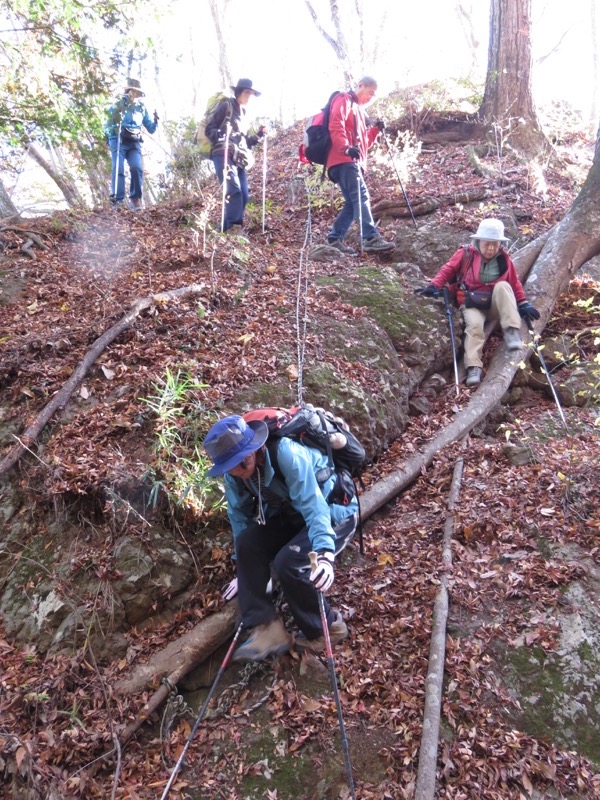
xmin=326 ymin=76 xmax=396 ymax=255
xmin=415 ymin=218 xmax=540 ymax=387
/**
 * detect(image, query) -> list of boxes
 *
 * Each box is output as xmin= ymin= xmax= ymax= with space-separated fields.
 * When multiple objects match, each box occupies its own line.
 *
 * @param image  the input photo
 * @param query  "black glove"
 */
xmin=257 ymin=125 xmax=266 ymax=138
xmin=153 ymin=111 xmax=159 ymax=124
xmin=414 ymin=283 xmax=440 ymax=298
xmin=373 ymin=118 xmax=386 ymax=132
xmin=518 ymin=302 xmax=540 ymax=321
xmin=345 ymin=146 xmax=360 ymax=160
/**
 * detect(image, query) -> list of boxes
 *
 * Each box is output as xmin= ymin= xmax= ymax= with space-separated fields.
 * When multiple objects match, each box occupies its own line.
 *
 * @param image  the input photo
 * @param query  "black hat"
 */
xmin=231 ymin=78 xmax=261 ymax=97
xmin=124 ymin=77 xmax=144 ymax=96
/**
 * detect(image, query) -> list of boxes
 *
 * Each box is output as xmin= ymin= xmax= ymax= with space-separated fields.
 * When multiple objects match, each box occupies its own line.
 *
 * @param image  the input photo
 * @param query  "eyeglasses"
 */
xmin=228 ymin=453 xmax=254 ymax=474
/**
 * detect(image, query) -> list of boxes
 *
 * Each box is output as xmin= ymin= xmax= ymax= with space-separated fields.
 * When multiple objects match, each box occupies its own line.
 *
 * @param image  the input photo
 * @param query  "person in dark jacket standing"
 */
xmin=105 ymin=78 xmax=158 ymax=210
xmin=415 ymin=218 xmax=540 ymax=386
xmin=203 ymin=415 xmax=358 ymax=662
xmin=326 ymin=75 xmax=395 ymax=255
xmin=206 ymin=78 xmax=265 ymax=233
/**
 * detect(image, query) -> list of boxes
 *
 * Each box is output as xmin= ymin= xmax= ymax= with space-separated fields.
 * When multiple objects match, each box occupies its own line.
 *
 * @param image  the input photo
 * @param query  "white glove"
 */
xmin=222 ymin=576 xmax=273 ymax=601
xmin=309 ymin=552 xmax=335 ymax=592
xmin=222 ymin=577 xmax=238 ymax=601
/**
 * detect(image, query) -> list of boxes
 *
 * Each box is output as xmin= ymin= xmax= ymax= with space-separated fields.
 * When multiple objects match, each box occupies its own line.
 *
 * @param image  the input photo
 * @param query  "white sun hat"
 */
xmin=470 ymin=218 xmax=508 ymax=242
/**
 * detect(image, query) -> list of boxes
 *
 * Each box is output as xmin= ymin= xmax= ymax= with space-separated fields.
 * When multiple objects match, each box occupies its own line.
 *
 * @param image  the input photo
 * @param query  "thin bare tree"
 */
xmin=455 ymin=1 xmax=481 ymax=73
xmin=208 ymin=0 xmax=234 ymax=90
xmin=303 ymin=0 xmax=354 ymax=86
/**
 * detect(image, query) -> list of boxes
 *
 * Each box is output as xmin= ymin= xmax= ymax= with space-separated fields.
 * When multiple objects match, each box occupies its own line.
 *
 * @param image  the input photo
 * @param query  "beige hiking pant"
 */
xmin=461 ymin=282 xmax=521 ymax=368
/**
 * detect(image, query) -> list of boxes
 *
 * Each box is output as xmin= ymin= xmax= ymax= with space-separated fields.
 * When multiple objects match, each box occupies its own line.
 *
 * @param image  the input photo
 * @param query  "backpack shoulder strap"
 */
xmin=458 ymin=244 xmax=475 ymax=287
xmin=266 ymin=437 xmax=284 ymax=482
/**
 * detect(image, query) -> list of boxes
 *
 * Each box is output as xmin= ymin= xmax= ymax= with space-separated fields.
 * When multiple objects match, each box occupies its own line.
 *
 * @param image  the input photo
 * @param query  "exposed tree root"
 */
xmin=414 ymin=452 xmax=464 ymax=800
xmin=0 ymin=283 xmax=206 ymax=479
xmin=372 ymin=184 xmax=514 ymax=219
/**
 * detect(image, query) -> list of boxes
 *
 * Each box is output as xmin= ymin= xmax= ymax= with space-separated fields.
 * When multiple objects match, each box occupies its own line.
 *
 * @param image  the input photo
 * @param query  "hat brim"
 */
xmin=231 ymin=85 xmax=261 ymax=97
xmin=207 ymin=419 xmax=269 ymax=477
xmin=470 ymin=233 xmax=508 ymax=242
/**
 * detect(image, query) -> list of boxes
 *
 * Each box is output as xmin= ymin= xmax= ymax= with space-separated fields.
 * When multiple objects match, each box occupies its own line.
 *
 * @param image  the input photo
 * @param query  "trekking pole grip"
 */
xmin=308 ymin=551 xmax=318 ymax=571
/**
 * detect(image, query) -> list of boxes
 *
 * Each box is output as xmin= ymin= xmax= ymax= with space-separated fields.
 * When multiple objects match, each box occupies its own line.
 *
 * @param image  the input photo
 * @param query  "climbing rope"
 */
xmin=295 ymin=177 xmax=313 ymax=405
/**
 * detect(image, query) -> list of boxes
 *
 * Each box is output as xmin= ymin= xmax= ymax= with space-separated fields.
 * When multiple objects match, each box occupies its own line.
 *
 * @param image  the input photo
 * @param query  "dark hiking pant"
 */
xmin=235 ymin=513 xmax=357 ymax=639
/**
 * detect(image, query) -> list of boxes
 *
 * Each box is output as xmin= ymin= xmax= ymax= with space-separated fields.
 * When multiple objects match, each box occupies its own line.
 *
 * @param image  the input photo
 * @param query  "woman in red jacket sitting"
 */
xmin=415 ymin=218 xmax=540 ymax=386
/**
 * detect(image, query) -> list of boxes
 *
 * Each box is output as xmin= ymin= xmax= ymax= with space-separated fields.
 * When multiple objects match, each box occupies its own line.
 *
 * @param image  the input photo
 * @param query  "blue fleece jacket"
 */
xmin=223 ymin=438 xmax=358 ymax=554
xmin=105 ymin=95 xmax=158 ymax=138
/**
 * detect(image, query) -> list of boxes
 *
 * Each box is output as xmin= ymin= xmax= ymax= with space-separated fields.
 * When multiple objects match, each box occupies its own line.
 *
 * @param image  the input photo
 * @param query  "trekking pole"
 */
xmin=159 ymin=621 xmax=244 ymax=800
xmin=526 ymin=322 xmax=569 ymax=433
xmin=308 ymin=552 xmax=356 ymax=800
xmin=382 ymin=131 xmax=418 ymax=229
xmin=111 ymin=120 xmax=122 ymax=203
xmin=356 ymin=167 xmax=363 ymax=255
xmin=261 ymin=131 xmax=267 ymax=233
xmin=442 ymin=288 xmax=460 ymax=397
xmin=221 ymin=122 xmax=231 ymax=233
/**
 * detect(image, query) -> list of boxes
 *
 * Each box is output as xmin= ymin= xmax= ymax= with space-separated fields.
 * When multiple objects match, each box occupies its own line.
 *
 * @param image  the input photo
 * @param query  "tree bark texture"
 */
xmin=0 ymin=178 xmax=18 ymax=218
xmin=115 ymin=604 xmax=239 ymax=697
xmin=479 ymin=0 xmax=545 ymax=151
xmin=414 ymin=456 xmax=463 ymax=800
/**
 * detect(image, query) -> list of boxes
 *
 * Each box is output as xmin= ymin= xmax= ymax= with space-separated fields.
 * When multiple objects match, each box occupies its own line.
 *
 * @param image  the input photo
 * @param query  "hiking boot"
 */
xmin=504 ymin=327 xmax=523 ymax=351
xmin=327 ymin=239 xmax=356 ymax=256
xmin=295 ymin=611 xmax=349 ymax=653
xmin=232 ymin=618 xmax=291 ymax=662
xmin=465 ymin=366 xmax=483 ymax=387
xmin=130 ymin=197 xmax=143 ymax=211
xmin=362 ymin=233 xmax=396 ymax=253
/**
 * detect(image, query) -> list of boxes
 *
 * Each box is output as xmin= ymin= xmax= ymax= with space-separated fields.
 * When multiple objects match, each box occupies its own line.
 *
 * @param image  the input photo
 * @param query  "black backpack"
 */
xmin=298 ymin=91 xmax=342 ymax=177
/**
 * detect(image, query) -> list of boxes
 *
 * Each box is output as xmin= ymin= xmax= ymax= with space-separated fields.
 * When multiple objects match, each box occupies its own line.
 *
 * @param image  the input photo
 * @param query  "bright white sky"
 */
xmin=9 ymin=0 xmax=599 ymax=213
xmin=142 ymin=0 xmax=598 ymax=126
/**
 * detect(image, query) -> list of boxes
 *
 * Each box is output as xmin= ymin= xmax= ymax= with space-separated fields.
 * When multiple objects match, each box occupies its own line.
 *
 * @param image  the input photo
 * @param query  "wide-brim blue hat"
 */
xmin=204 ymin=415 xmax=268 ymax=477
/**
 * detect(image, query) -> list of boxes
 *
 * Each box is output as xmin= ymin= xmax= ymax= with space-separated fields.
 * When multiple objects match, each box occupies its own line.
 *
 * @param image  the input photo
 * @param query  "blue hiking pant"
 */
xmin=108 ymin=136 xmax=144 ymax=202
xmin=235 ymin=513 xmax=357 ymax=639
xmin=327 ymin=161 xmax=378 ymax=242
xmin=212 ymin=154 xmax=249 ymax=231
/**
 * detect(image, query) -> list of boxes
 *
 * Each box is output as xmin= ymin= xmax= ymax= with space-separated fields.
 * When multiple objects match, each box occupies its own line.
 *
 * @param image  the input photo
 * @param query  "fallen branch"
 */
xmin=414 ymin=452 xmax=464 ymax=800
xmin=372 ymin=185 xmax=514 ymax=219
xmin=0 ymin=282 xmax=206 ymax=479
xmin=85 ymin=603 xmax=238 ymax=778
xmin=115 ymin=604 xmax=238 ymax=697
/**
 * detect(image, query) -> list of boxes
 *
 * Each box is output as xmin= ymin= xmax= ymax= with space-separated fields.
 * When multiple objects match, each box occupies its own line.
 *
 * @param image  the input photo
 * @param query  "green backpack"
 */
xmin=194 ymin=92 xmax=232 ymax=159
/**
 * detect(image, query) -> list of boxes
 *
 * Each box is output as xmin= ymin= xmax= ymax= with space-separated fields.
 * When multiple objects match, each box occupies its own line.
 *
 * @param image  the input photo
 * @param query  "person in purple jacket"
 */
xmin=415 ymin=218 xmax=540 ymax=386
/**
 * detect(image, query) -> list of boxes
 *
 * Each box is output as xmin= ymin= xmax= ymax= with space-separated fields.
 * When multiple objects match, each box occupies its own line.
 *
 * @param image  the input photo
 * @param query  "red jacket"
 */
xmin=431 ymin=245 xmax=527 ymax=305
xmin=326 ymin=91 xmax=380 ymax=171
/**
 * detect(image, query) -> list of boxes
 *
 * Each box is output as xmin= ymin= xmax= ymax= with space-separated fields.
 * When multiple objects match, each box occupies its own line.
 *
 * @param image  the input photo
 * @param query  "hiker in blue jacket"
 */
xmin=203 ymin=415 xmax=358 ymax=661
xmin=206 ymin=78 xmax=265 ymax=233
xmin=105 ymin=78 xmax=158 ymax=210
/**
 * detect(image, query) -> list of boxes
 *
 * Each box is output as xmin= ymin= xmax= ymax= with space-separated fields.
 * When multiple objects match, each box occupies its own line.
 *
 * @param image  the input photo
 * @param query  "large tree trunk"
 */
xmin=479 ymin=0 xmax=546 ymax=153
